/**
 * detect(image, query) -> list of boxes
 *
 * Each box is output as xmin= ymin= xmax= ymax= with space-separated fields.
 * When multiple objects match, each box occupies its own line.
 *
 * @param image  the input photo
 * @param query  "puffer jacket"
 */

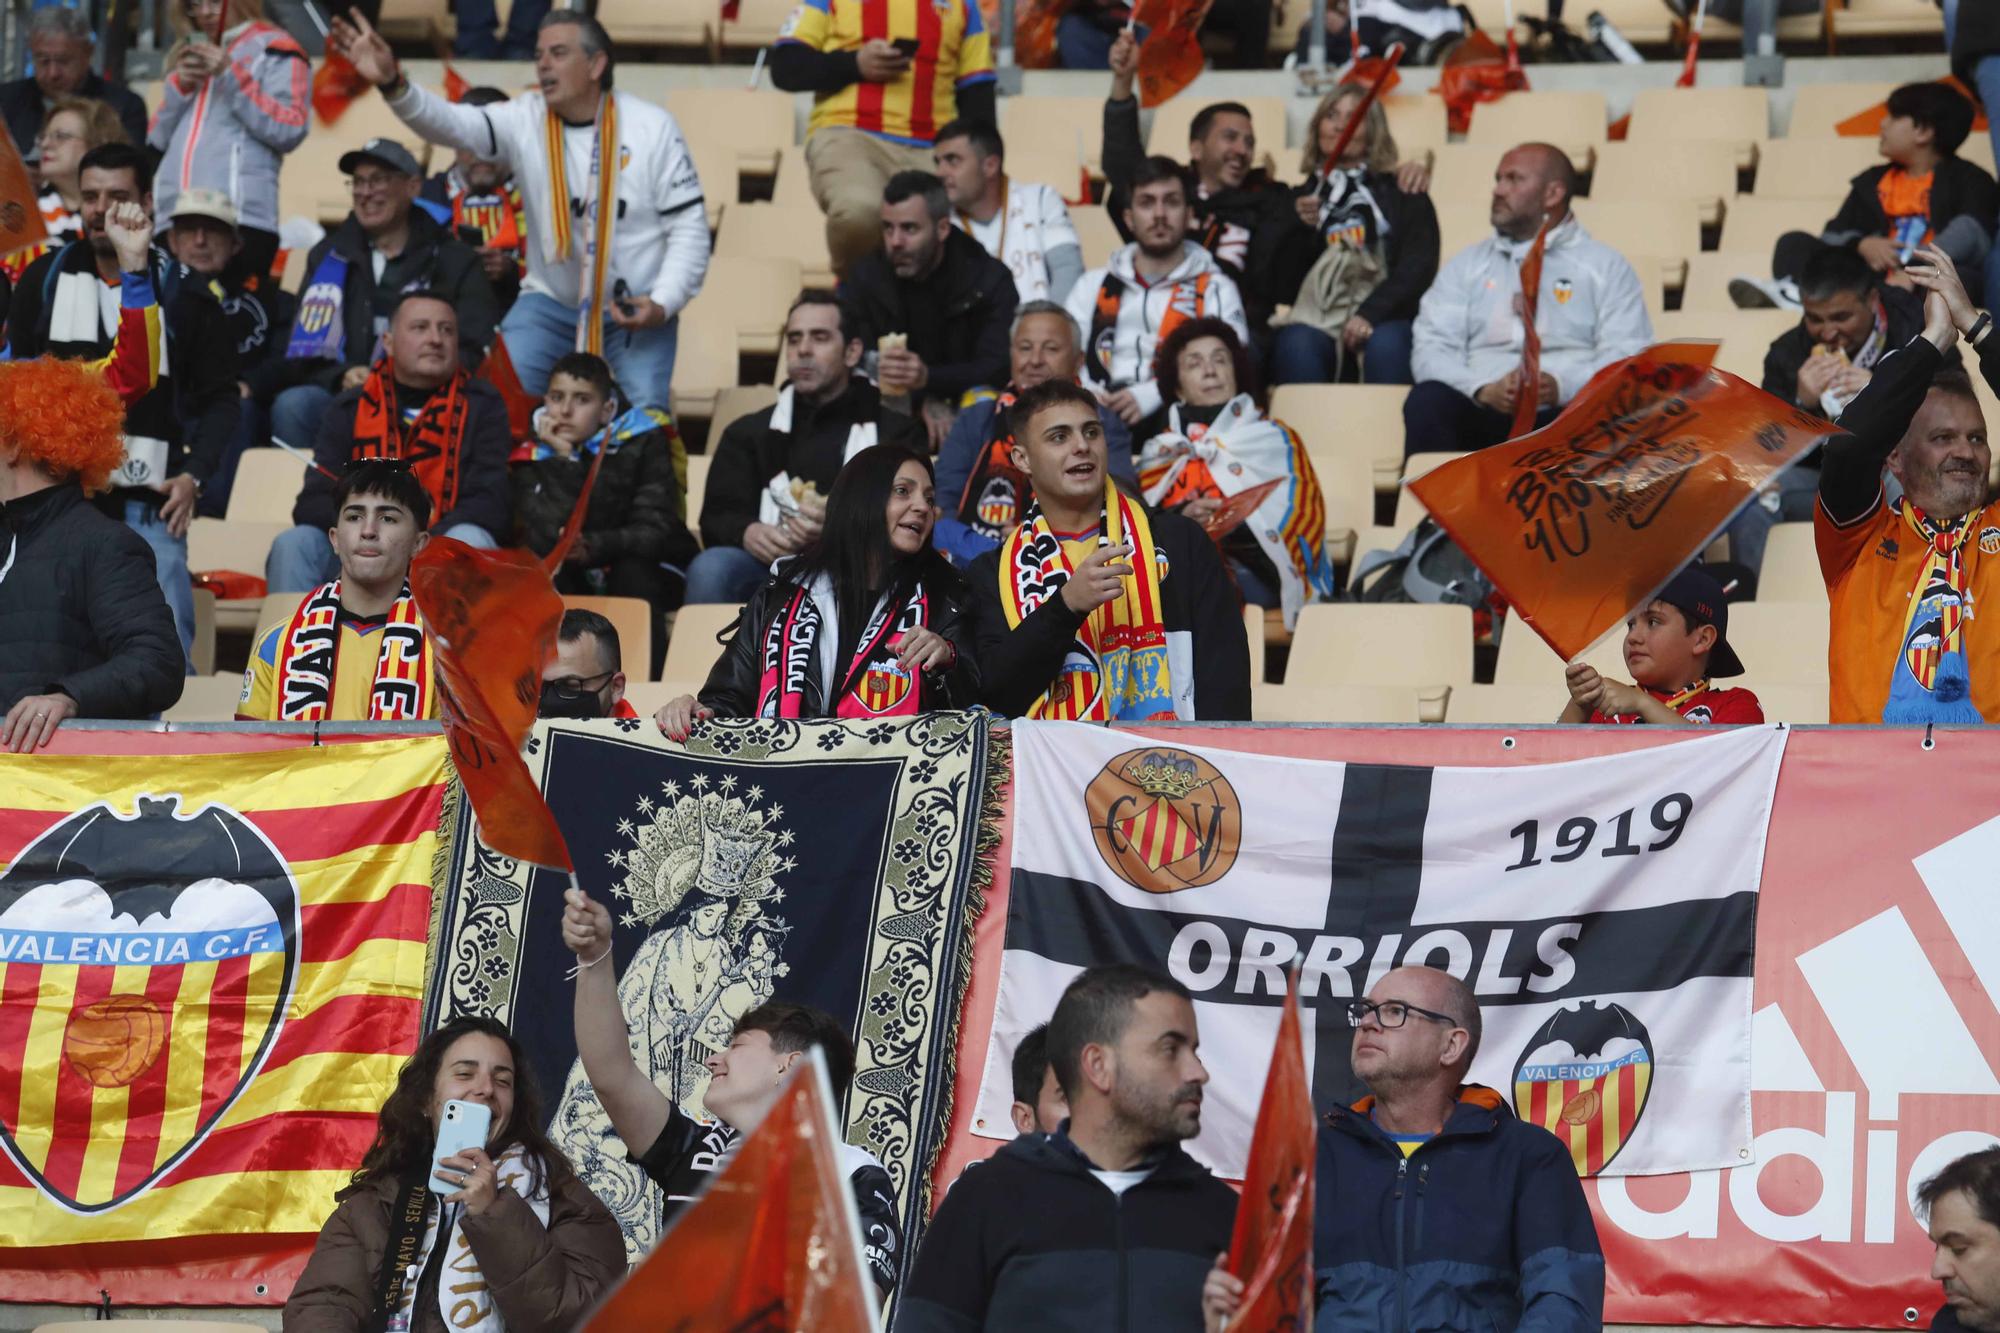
xmin=1412 ymin=213 xmax=1653 ymax=407
xmin=283 ymin=1159 xmax=626 ymax=1333
xmin=510 ymin=407 xmax=698 ymax=569
xmin=1062 ymin=241 xmax=1251 ymax=419
xmin=695 ymin=557 xmax=980 ymax=717
xmin=1314 ymin=1085 xmax=1605 ymax=1332
xmin=148 ymin=20 xmax=310 ymax=236
xmin=0 ymin=483 xmax=184 ymax=717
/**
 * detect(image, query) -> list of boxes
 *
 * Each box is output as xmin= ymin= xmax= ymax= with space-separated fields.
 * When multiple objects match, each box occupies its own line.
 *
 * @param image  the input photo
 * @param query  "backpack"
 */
xmin=1348 ymin=517 xmax=1495 ymax=606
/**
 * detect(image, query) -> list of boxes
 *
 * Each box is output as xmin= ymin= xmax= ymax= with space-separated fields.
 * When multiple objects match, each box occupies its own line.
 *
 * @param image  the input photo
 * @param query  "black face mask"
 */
xmin=539 ymin=680 xmax=610 ymax=719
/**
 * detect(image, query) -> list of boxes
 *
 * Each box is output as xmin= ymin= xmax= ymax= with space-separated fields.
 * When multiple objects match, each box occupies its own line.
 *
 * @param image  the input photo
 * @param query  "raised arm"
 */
xmin=330 ymin=11 xmax=515 ymax=165
xmin=561 ymin=888 xmax=672 ymax=1155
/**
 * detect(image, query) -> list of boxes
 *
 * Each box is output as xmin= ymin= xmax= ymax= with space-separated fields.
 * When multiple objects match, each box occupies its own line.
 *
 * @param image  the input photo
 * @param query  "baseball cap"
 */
xmin=338 ymin=138 xmax=421 ymax=178
xmin=168 ymin=187 xmax=239 ymax=233
xmin=1651 ymin=566 xmax=1744 ymax=679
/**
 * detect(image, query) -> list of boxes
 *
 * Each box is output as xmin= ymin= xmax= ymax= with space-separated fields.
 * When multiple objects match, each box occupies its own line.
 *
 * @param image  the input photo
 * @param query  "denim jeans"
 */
xmin=271 ymin=384 xmax=335 ymax=453
xmin=684 ymin=545 xmax=771 ymax=604
xmin=1270 ymin=319 xmax=1415 ymax=386
xmin=502 ymin=292 xmax=680 ymax=411
xmin=124 ymin=500 xmax=195 ymax=674
xmin=199 ymin=399 xmax=269 ymax=519
xmin=1402 ymin=381 xmax=1557 ymax=456
xmin=266 ymin=521 xmax=497 ymax=593
xmin=454 ymin=0 xmax=546 ymax=57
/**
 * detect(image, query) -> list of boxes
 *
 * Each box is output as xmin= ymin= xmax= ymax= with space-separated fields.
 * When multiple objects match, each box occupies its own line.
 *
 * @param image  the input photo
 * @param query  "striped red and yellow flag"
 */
xmin=1515 ymin=1051 xmax=1653 ymax=1176
xmin=0 ymin=736 xmax=447 ymax=1246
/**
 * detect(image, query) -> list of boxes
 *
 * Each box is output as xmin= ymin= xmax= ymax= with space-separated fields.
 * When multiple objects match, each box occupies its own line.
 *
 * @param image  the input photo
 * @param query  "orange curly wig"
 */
xmin=0 ymin=358 xmax=127 ymax=494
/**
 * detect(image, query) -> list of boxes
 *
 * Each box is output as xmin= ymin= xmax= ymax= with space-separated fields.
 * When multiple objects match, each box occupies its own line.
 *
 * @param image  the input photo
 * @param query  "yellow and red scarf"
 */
xmin=755 ymin=579 xmax=930 ymax=719
xmin=999 ymin=483 xmax=1174 ymax=721
xmin=274 ymin=580 xmax=433 ymax=721
xmin=352 ymin=364 xmax=471 ymax=522
xmin=544 ymin=92 xmax=619 ymax=356
xmin=452 ymin=180 xmax=525 ymax=257
xmin=1884 ymin=499 xmax=1984 ymax=722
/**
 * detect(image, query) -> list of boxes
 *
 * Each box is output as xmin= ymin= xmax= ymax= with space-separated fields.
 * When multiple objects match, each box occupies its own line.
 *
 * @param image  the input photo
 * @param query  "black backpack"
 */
xmin=1347 ymin=517 xmax=1495 ymax=606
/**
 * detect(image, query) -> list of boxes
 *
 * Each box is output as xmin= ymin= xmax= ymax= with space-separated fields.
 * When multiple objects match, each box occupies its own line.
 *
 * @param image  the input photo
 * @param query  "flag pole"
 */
xmin=1316 ymin=42 xmax=1403 ymax=181
xmin=1676 ymin=0 xmax=1708 ymax=88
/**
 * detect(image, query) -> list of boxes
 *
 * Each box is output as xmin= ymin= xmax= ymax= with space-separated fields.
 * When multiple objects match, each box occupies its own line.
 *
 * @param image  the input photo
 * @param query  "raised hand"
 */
xmin=329 ymin=9 xmax=400 ymax=87
xmin=561 ymin=885 xmax=613 ymax=961
xmin=1905 ymin=243 xmax=1980 ymax=336
xmin=104 ymin=200 xmax=152 ymax=274
xmin=1060 ymin=541 xmax=1134 ymax=616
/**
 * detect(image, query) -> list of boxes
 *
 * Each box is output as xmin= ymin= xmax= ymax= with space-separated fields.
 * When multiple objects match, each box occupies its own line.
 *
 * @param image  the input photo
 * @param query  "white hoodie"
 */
xmin=1411 ymin=214 xmax=1653 ymax=405
xmin=1065 ymin=240 xmax=1250 ymax=420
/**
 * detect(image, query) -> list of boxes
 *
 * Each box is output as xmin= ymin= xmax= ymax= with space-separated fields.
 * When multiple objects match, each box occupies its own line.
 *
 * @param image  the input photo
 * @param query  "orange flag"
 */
xmin=1131 ymin=0 xmax=1216 ymax=108
xmin=582 ymin=1051 xmax=877 ymax=1332
xmin=0 ymin=129 xmax=48 ymax=258
xmin=1015 ymin=0 xmax=1066 ymax=68
xmin=311 ymin=50 xmax=371 ymax=126
xmin=1225 ymin=966 xmax=1315 ymax=1331
xmin=1511 ymin=218 xmax=1549 ymax=440
xmin=479 ymin=333 xmax=541 ymax=444
xmin=1408 ymin=343 xmax=1836 ymax=663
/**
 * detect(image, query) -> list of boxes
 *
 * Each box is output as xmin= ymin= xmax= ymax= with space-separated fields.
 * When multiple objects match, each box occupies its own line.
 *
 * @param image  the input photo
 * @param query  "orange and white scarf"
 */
xmin=275 ymin=580 xmax=433 ymax=721
xmin=543 ymin=92 xmax=619 ymax=356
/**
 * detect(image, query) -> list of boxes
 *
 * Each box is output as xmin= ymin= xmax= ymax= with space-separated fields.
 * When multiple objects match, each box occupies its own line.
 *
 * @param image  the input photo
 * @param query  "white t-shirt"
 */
xmin=955 ymin=181 xmax=1081 ymax=303
xmin=1091 ymin=1166 xmax=1154 ymax=1197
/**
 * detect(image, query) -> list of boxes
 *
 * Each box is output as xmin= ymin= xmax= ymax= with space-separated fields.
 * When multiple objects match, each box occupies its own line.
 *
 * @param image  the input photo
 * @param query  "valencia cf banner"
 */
xmin=972 ymin=721 xmax=1787 ymax=1179
xmin=0 ymin=735 xmax=451 ymax=1303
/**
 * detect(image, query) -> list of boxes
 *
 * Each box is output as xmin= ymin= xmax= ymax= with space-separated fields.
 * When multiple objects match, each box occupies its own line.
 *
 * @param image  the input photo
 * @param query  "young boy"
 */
xmin=1560 ymin=566 xmax=1764 ymax=725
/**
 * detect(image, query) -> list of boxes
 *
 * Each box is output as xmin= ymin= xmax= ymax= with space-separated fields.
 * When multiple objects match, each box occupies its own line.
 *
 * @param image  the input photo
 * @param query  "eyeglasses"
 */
xmin=37 ymin=128 xmax=80 ymax=147
xmin=1345 ymin=998 xmax=1461 ymax=1030
xmin=545 ymin=671 xmax=615 ymax=694
xmin=349 ymin=172 xmax=407 ymax=194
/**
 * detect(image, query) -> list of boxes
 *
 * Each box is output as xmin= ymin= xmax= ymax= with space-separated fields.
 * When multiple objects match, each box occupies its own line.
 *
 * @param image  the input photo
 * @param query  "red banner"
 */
xmin=1225 ymin=967 xmax=1314 ymax=1330
xmin=935 ymin=724 xmax=2000 ymax=1329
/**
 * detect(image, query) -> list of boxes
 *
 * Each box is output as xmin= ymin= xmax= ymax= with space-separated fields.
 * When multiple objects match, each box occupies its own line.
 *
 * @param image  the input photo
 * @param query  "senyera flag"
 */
xmin=1224 ymin=965 xmax=1314 ymax=1331
xmin=1409 ymin=343 xmax=1836 ymax=662
xmin=581 ymin=1048 xmax=878 ymax=1332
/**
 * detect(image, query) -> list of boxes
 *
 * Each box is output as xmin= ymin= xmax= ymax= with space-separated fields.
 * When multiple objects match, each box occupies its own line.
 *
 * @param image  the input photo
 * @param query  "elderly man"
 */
xmin=934 ymin=300 xmax=1136 ymax=565
xmin=1405 ymin=142 xmax=1652 ymax=455
xmin=266 ymin=290 xmax=512 ymax=592
xmin=1202 ymin=965 xmax=1605 ymax=1333
xmin=0 ymin=7 xmax=147 ymax=159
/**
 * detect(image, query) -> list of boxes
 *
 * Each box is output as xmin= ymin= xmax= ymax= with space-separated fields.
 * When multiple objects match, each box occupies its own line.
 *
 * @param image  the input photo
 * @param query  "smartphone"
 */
xmin=891 ymin=37 xmax=921 ymax=58
xmin=431 ymin=1098 xmax=492 ymax=1190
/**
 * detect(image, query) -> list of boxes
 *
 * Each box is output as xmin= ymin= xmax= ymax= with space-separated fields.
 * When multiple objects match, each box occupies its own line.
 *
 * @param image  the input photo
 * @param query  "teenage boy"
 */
xmin=1558 ymin=566 xmax=1764 ymax=725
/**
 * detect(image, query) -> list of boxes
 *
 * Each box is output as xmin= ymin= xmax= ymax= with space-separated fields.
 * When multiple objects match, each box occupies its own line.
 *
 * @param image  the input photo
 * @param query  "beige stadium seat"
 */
xmin=1718 ymin=194 xmax=1845 ymax=259
xmin=1425 ymin=142 xmax=1507 ymax=208
xmin=669 ymin=309 xmax=743 ymax=420
xmin=1571 ymin=196 xmax=1700 ymax=291
xmin=1007 ymin=143 xmax=1087 ymax=197
xmin=1286 ymin=602 xmax=1474 ymax=692
xmin=662 ymin=89 xmax=794 ymax=178
xmin=1270 ymin=384 xmax=1408 ymax=481
xmin=1310 ymin=452 xmax=1376 ymax=553
xmin=1626 ymin=86 xmax=1770 ymax=172
xmin=1436 ymin=205 xmax=1494 ymax=267
xmin=229 ymin=449 xmax=309 ymax=522
xmin=1828 ymin=0 xmax=1943 ymax=38
xmin=664 ymin=602 xmax=746 ymax=685
xmin=190 ymin=587 xmax=216 ymax=676
xmin=564 ymin=595 xmax=655 ymax=679
xmin=1754 ymin=136 xmax=1880 ymax=199
xmin=189 ymin=518 xmax=288 ymax=633
xmin=773 ymin=146 xmax=815 ymax=210
xmin=1965 ymin=136 xmax=1997 ymax=176
xmin=596 ymin=0 xmax=711 ymax=46
xmin=1583 ymin=0 xmax=1674 ymax=41
xmin=282 ymin=95 xmax=435 ymax=226
xmin=1244 ymin=604 xmax=1269 ymax=684
xmin=1001 ymin=96 xmax=1110 ymax=175
xmin=711 ymin=384 xmax=781 ymax=435
xmin=1463 ymin=91 xmax=1607 ymax=169
xmin=1653 ymin=309 xmax=1797 ymax=382
xmin=255 ymin=592 xmax=307 ymax=642
xmin=1380 ymin=93 xmax=1448 ymax=155
xmin=375 ymin=0 xmax=451 ymax=42
xmin=1588 ymin=140 xmax=1737 ymax=228
xmin=1678 ymin=250 xmax=1774 ymax=313
xmin=685 ymin=256 xmax=804 ymax=358
xmin=1757 ymin=522 xmax=1824 ymax=603
xmin=1721 ymin=599 xmax=1829 ymax=686
xmin=1145 ymin=95 xmax=1291 ymax=162
xmin=1392 ymin=451 xmax=1465 ymax=531
xmin=687 ymin=139 xmax=739 ymax=229
xmin=165 ymin=674 xmax=247 ymax=723
xmin=1444 ymin=683 xmax=1570 ymax=724
xmin=715 ymin=203 xmax=835 ymax=289
xmin=622 ymin=680 xmax=699 ymax=719
xmin=1784 ymin=82 xmax=1897 ymax=139
xmin=1254 ymin=683 xmax=1423 ymax=722
xmin=136 ymin=78 xmax=164 ymax=114
xmin=1493 ymin=618 xmax=1626 ymax=686
xmin=1752 ymin=683 xmax=1829 ymax=726
xmin=720 ymin=0 xmax=793 ymax=50
xmin=33 ymin=1322 xmax=260 ymax=1332
xmin=682 ymin=452 xmax=712 ymax=523
xmin=1072 ymin=207 xmax=1123 ymax=269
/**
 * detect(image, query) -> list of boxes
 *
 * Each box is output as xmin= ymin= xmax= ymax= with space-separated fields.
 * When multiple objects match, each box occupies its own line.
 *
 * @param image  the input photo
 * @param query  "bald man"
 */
xmin=1202 ymin=966 xmax=1605 ymax=1332
xmin=1405 ymin=141 xmax=1653 ymax=457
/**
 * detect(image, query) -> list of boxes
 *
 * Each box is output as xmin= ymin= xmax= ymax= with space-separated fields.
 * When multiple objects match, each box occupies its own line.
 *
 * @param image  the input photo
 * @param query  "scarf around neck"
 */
xmin=275 ymin=579 xmax=433 ymax=721
xmin=1883 ymin=498 xmax=1986 ymax=723
xmin=353 ymin=364 xmax=471 ymax=522
xmin=755 ymin=575 xmax=930 ymax=719
xmin=543 ymin=92 xmax=619 ymax=356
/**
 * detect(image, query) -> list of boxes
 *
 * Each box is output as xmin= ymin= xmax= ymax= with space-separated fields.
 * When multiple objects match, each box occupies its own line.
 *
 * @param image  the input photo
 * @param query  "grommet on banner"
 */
xmin=1922 ymin=723 xmax=1936 ymax=752
xmin=1905 ymin=1308 xmax=1921 ymax=1324
xmin=1501 ymin=735 xmax=1517 ymax=750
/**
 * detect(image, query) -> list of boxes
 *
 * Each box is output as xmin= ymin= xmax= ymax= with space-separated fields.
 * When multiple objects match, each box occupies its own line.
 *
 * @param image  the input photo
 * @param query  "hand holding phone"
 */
xmin=431 ymin=1098 xmax=492 ymax=1191
xmin=891 ymin=37 xmax=921 ymax=57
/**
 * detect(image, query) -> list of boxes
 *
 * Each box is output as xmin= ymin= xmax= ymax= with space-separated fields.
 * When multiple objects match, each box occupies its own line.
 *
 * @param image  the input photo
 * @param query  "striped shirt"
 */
xmin=780 ymin=0 xmax=995 ymax=147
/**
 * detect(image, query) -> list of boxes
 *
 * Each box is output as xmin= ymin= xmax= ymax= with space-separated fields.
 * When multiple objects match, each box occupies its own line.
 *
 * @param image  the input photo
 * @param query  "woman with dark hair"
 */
xmin=656 ymin=443 xmax=979 ymax=736
xmin=1139 ymin=317 xmax=1337 ymax=627
xmin=284 ymin=1016 xmax=625 ymax=1333
xmin=1271 ymin=83 xmax=1440 ymax=387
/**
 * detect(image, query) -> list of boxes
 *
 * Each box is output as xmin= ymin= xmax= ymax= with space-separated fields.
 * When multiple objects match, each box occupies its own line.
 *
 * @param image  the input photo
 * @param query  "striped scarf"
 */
xmin=754 ymin=579 xmax=929 ymax=719
xmin=274 ymin=580 xmax=433 ymax=721
xmin=543 ymin=92 xmax=619 ymax=356
xmin=1884 ymin=499 xmax=1985 ymax=723
xmin=999 ymin=483 xmax=1174 ymax=722
xmin=352 ymin=365 xmax=471 ymax=522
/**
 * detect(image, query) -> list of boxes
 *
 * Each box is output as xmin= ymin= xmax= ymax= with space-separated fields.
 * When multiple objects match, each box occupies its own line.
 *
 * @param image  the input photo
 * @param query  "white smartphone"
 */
xmin=430 ymin=1098 xmax=492 ymax=1191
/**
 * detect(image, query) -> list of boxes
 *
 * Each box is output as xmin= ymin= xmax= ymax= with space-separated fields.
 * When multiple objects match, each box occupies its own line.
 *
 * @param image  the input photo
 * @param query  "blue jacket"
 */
xmin=1314 ymin=1085 xmax=1604 ymax=1332
xmin=933 ymin=394 xmax=1136 ymax=567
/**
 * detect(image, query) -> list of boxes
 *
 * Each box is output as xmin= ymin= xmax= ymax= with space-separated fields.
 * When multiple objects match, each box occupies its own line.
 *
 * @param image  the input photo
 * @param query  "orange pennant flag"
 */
xmin=311 ymin=50 xmax=371 ymax=126
xmin=479 ymin=333 xmax=541 ymax=444
xmin=408 ymin=539 xmax=573 ymax=872
xmin=0 ymin=129 xmax=48 ymax=258
xmin=1225 ymin=966 xmax=1315 ymax=1332
xmin=1131 ymin=0 xmax=1216 ymax=108
xmin=1014 ymin=0 xmax=1066 ymax=68
xmin=1408 ymin=344 xmax=1836 ymax=663
xmin=582 ymin=1051 xmax=878 ymax=1332
xmin=1511 ymin=218 xmax=1550 ymax=440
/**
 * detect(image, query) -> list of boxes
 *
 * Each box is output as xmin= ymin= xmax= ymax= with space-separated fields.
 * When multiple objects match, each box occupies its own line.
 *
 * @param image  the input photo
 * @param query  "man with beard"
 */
xmin=932 ymin=119 xmax=1083 ymax=305
xmin=1919 ymin=1147 xmax=2000 ymax=1331
xmin=842 ymin=170 xmax=1018 ymax=447
xmin=537 ymin=609 xmax=637 ymax=719
xmin=933 ymin=300 xmax=1134 ymax=566
xmin=1200 ymin=966 xmax=1605 ymax=1333
xmin=901 ymin=964 xmax=1235 ymax=1331
xmin=1821 ymin=244 xmax=2000 ymax=722
xmin=421 ymin=86 xmax=526 ymax=310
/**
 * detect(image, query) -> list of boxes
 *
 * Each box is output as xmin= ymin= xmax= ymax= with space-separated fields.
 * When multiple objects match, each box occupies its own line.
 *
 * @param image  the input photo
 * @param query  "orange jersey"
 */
xmin=1816 ymin=494 xmax=2000 ymax=722
xmin=1876 ymin=167 xmax=1934 ymax=251
xmin=781 ymin=0 xmax=995 ymax=146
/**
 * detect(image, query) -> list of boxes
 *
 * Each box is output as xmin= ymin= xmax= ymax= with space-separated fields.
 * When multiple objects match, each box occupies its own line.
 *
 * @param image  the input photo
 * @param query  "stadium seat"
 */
xmin=565 ymin=595 xmax=655 ymax=679
xmin=1271 ymin=384 xmax=1407 ymax=483
xmin=1442 ymin=684 xmax=1563 ymax=724
xmin=595 ymin=0 xmax=711 ymax=46
xmin=1582 ymin=0 xmax=1674 ymax=41
xmin=1753 ymin=136 xmax=1880 ymax=198
xmin=1253 ymin=683 xmax=1424 ymax=722
xmin=1007 ymin=143 xmax=1088 ymax=197
xmin=254 ymin=592 xmax=307 ymax=641
xmin=1784 ymin=81 xmax=1897 ymax=138
xmin=1145 ymin=95 xmax=1291 ymax=163
xmin=661 ymin=89 xmax=795 ymax=178
xmin=1570 ymin=196 xmax=1700 ymax=291
xmin=1072 ymin=207 xmax=1123 ymax=269
xmin=1380 ymin=93 xmax=1448 ymax=155
xmin=687 ymin=139 xmax=738 ymax=228
xmin=1001 ymin=96 xmax=1111 ymax=176
xmin=1679 ymin=250 xmax=1778 ymax=313
xmin=33 ymin=1321 xmax=257 ymax=1331
xmin=711 ymin=384 xmax=781 ymax=436
xmin=1964 ymin=136 xmax=1996 ymax=176
xmin=1717 ymin=600 xmax=1829 ymax=686
xmin=1310 ymin=452 xmax=1375 ymax=559
xmin=165 ymin=674 xmax=247 ymax=723
xmin=228 ymin=450 xmax=309 ymax=523
xmin=1626 ymin=86 xmax=1771 ymax=172
xmin=375 ymin=0 xmax=452 ymax=43
xmin=1718 ymin=194 xmax=1846 ymax=258
xmin=684 ymin=256 xmax=804 ymax=357
xmin=1828 ymin=0 xmax=1943 ymax=38
xmin=189 ymin=518 xmax=287 ymax=633
xmin=715 ymin=204 xmax=835 ymax=289
xmin=1653 ymin=309 xmax=1798 ymax=382
xmin=621 ymin=680 xmax=700 ymax=718
xmin=683 ymin=451 xmax=712 ymax=523
xmin=719 ymin=0 xmax=794 ymax=51
xmin=1463 ymin=91 xmax=1608 ymax=169
xmin=1244 ymin=604 xmax=1268 ymax=684
xmin=1424 ymin=143 xmax=1507 ymax=209
xmin=772 ymin=146 xmax=815 ymax=210
xmin=669 ymin=308 xmax=742 ymax=420
xmin=663 ymin=602 xmax=745 ymax=685
xmin=1286 ymin=603 xmax=1474 ymax=694
xmin=1492 ymin=619 xmax=1626 ymax=686
xmin=1757 ymin=522 xmax=1824 ymax=603
xmin=1752 ymin=683 xmax=1830 ymax=725
xmin=281 ymin=96 xmax=436 ymax=227
xmin=1588 ymin=140 xmax=1738 ymax=228
xmin=1392 ymin=452 xmax=1465 ymax=532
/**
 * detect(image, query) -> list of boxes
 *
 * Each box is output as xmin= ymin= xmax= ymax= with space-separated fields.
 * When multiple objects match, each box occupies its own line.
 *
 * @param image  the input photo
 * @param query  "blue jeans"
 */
xmin=454 ymin=0 xmax=546 ymax=57
xmin=503 ymin=291 xmax=680 ymax=411
xmin=1270 ymin=320 xmax=1415 ymax=386
xmin=124 ymin=500 xmax=195 ymax=674
xmin=1969 ymin=50 xmax=2000 ymax=314
xmin=266 ymin=521 xmax=498 ymax=593
xmin=272 ymin=384 xmax=334 ymax=453
xmin=1056 ymin=13 xmax=1116 ymax=67
xmin=1723 ymin=462 xmax=1820 ymax=577
xmin=199 ymin=399 xmax=269 ymax=519
xmin=684 ymin=545 xmax=771 ymax=604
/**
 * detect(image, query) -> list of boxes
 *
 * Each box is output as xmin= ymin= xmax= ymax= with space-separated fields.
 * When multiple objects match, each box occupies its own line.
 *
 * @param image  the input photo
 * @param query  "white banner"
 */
xmin=974 ymin=721 xmax=1789 ymax=1178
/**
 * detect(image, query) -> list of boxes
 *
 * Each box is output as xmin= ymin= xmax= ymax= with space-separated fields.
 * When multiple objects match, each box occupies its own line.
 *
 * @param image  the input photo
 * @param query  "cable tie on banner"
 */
xmin=312 ymin=719 xmax=324 ymax=749
xmin=1922 ymin=722 xmax=1936 ymax=752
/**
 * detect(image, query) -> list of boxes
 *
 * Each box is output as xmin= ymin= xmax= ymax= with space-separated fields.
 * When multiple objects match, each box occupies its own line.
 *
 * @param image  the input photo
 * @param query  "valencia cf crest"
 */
xmin=1553 ymin=277 xmax=1575 ymax=305
xmin=1980 ymin=526 xmax=2000 ymax=555
xmin=1085 ymin=747 xmax=1240 ymax=893
xmin=0 ymin=795 xmax=299 ymax=1211
xmin=1511 ymin=1000 xmax=1654 ymax=1176
xmin=858 ymin=660 xmax=915 ymax=714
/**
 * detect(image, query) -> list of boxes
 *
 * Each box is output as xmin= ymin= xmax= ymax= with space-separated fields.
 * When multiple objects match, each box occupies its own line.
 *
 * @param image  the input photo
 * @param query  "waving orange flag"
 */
xmin=1224 ymin=966 xmax=1315 ymax=1331
xmin=0 ymin=129 xmax=47 ymax=258
xmin=1409 ymin=344 xmax=1835 ymax=663
xmin=1510 ymin=218 xmax=1550 ymax=440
